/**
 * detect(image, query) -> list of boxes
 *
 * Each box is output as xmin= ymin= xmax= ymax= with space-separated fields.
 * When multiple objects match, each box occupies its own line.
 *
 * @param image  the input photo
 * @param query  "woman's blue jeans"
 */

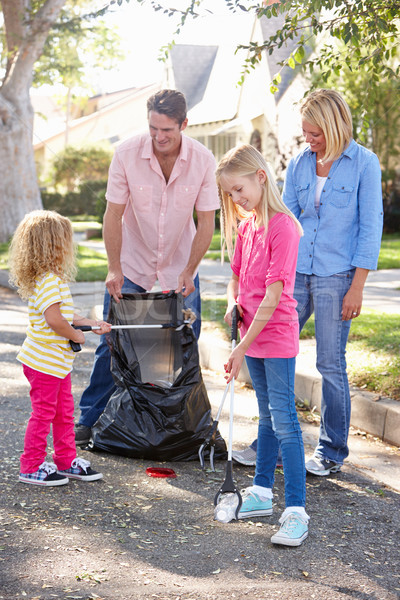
xmin=78 ymin=274 xmax=201 ymax=428
xmin=294 ymin=270 xmax=354 ymax=465
xmin=245 ymin=356 xmax=306 ymax=508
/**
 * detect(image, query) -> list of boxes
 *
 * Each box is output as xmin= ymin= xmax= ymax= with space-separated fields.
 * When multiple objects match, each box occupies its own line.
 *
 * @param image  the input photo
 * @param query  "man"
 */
xmin=75 ymin=89 xmax=219 ymax=445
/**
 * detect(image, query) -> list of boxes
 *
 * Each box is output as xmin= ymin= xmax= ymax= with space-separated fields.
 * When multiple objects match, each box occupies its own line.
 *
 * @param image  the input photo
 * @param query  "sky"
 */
xmin=98 ymin=0 xmax=253 ymax=93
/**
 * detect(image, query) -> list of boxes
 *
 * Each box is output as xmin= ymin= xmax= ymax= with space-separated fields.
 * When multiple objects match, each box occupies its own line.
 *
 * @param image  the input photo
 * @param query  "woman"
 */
xmin=284 ymin=88 xmax=383 ymax=475
xmin=234 ymin=89 xmax=383 ymax=477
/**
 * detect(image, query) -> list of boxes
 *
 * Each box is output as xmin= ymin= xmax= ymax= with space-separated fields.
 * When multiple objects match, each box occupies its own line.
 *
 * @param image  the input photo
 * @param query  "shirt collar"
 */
xmin=305 ymin=138 xmax=356 ymax=161
xmin=141 ymin=133 xmax=187 ymax=161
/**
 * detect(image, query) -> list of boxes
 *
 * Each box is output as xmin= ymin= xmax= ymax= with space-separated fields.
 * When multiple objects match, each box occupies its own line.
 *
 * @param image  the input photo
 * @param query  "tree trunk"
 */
xmin=0 ymin=92 xmax=42 ymax=242
xmin=0 ymin=0 xmax=66 ymax=243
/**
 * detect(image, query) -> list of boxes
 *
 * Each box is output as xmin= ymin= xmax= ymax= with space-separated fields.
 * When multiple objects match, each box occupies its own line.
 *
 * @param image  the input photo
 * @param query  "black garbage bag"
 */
xmin=90 ymin=291 xmax=227 ymax=461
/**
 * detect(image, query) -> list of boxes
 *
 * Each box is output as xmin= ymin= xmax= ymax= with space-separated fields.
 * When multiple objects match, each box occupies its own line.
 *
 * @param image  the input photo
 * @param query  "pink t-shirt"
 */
xmin=231 ymin=212 xmax=300 ymax=359
xmin=105 ymin=133 xmax=219 ymax=290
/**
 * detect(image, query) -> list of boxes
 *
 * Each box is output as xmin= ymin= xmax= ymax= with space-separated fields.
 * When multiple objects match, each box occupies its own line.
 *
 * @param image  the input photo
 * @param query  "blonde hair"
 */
xmin=301 ymin=89 xmax=353 ymax=163
xmin=216 ymin=144 xmax=302 ymax=258
xmin=9 ymin=210 xmax=76 ymax=300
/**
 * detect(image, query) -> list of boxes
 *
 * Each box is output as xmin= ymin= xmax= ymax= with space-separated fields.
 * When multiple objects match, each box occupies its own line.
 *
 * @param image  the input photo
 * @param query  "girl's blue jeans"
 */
xmin=245 ymin=356 xmax=306 ymax=508
xmin=294 ymin=270 xmax=354 ymax=465
xmin=78 ymin=274 xmax=201 ymax=428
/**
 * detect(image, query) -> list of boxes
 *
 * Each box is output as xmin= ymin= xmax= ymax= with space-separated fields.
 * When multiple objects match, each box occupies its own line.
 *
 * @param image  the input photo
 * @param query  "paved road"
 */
xmin=1 ymin=284 xmax=400 ymax=600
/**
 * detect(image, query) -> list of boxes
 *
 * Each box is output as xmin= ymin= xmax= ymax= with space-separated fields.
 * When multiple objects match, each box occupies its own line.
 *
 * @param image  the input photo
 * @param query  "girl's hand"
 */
xmin=224 ymin=343 xmax=246 ymax=383
xmin=93 ymin=320 xmax=112 ymax=335
xmin=73 ymin=329 xmax=85 ymax=344
xmin=224 ymin=303 xmax=243 ymax=328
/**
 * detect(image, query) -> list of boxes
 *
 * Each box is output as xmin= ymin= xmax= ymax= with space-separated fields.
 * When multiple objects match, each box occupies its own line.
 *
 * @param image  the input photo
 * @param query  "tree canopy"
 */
xmin=129 ymin=0 xmax=400 ymax=91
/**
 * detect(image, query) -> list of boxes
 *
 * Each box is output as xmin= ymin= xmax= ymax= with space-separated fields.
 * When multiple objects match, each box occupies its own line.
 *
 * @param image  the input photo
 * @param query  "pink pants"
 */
xmin=20 ymin=364 xmax=77 ymax=473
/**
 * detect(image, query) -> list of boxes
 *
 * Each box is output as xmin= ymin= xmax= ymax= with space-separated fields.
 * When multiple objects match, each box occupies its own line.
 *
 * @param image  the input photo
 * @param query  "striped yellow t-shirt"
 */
xmin=17 ymin=272 xmax=75 ymax=379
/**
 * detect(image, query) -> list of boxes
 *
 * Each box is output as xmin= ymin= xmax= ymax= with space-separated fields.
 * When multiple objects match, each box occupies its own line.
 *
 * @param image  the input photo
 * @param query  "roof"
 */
xmin=259 ymin=14 xmax=312 ymax=102
xmin=170 ymin=45 xmax=218 ymax=111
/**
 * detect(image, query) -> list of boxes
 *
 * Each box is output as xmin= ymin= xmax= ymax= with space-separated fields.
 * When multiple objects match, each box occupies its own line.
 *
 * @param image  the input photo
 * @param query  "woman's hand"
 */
xmin=342 ymin=287 xmax=363 ymax=320
xmin=224 ymin=342 xmax=246 ymax=383
xmin=342 ymin=268 xmax=368 ymax=320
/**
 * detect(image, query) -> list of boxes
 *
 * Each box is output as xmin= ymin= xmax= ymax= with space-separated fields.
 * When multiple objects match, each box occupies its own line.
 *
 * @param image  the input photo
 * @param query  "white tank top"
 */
xmin=315 ymin=175 xmax=327 ymax=212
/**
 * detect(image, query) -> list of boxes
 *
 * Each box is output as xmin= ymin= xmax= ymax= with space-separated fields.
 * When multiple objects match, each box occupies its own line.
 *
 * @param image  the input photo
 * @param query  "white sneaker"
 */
xmin=305 ymin=455 xmax=341 ymax=476
xmin=232 ymin=447 xmax=257 ymax=466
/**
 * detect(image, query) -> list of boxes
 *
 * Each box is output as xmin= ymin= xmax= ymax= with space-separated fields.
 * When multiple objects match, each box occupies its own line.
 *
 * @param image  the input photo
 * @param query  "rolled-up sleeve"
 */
xmin=282 ymin=159 xmax=301 ymax=219
xmin=352 ymin=153 xmax=384 ymax=270
xmin=105 ymin=152 xmax=130 ymax=205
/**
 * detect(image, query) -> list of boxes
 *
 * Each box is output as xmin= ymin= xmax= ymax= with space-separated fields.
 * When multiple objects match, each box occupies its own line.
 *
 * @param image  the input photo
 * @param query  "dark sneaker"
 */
xmin=232 ymin=446 xmax=283 ymax=468
xmin=74 ymin=424 xmax=92 ymax=446
xmin=19 ymin=461 xmax=69 ymax=486
xmin=271 ymin=512 xmax=308 ymax=546
xmin=232 ymin=447 xmax=257 ymax=466
xmin=306 ymin=455 xmax=341 ymax=476
xmin=238 ymin=488 xmax=273 ymax=519
xmin=58 ymin=457 xmax=103 ymax=481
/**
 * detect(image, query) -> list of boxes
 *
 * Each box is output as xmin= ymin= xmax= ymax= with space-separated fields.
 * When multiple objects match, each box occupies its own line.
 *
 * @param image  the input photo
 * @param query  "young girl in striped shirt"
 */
xmin=9 ymin=210 xmax=111 ymax=486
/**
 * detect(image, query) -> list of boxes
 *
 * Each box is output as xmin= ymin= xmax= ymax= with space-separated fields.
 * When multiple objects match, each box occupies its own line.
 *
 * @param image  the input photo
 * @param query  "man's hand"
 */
xmin=175 ymin=269 xmax=195 ymax=297
xmin=106 ymin=269 xmax=124 ymax=303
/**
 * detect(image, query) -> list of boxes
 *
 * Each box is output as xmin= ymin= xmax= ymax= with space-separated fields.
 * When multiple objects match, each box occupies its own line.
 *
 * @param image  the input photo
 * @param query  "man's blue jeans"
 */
xmin=295 ymin=270 xmax=354 ymax=465
xmin=246 ymin=356 xmax=306 ymax=508
xmin=78 ymin=274 xmax=201 ymax=428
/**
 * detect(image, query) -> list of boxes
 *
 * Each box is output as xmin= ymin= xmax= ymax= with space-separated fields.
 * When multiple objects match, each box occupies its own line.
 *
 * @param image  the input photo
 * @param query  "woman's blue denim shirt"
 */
xmin=283 ymin=139 xmax=384 ymax=276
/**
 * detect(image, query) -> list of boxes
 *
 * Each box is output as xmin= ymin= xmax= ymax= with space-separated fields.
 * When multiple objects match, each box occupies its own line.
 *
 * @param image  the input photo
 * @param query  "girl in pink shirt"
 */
xmin=216 ymin=144 xmax=309 ymax=547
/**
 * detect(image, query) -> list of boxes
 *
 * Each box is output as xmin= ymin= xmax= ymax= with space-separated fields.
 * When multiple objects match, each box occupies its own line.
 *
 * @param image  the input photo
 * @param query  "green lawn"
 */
xmin=378 ymin=234 xmax=400 ymax=270
xmin=75 ymin=246 xmax=108 ymax=282
xmin=202 ymin=299 xmax=400 ymax=401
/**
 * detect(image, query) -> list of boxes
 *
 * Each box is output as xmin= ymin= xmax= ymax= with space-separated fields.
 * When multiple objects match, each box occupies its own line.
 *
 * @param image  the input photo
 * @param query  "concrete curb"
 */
xmin=198 ymin=332 xmax=400 ymax=448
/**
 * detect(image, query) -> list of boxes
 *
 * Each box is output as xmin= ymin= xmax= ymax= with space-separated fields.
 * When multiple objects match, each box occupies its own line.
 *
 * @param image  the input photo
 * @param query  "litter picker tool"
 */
xmin=198 ymin=381 xmax=230 ymax=471
xmin=213 ymin=305 xmax=243 ymax=522
xmin=69 ymin=312 xmax=194 ymax=352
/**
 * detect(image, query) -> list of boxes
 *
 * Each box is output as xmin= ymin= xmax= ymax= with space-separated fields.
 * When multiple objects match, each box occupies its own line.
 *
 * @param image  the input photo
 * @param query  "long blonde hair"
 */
xmin=216 ymin=144 xmax=302 ymax=258
xmin=9 ymin=210 xmax=76 ymax=300
xmin=301 ymin=89 xmax=353 ymax=164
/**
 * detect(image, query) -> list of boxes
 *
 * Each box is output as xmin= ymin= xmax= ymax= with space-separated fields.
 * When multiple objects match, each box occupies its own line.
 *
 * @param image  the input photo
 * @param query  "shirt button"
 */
xmin=139 ymin=186 xmax=143 ymax=190
xmin=185 ymin=187 xmax=188 ymax=192
xmin=161 ymin=212 xmax=164 ymax=216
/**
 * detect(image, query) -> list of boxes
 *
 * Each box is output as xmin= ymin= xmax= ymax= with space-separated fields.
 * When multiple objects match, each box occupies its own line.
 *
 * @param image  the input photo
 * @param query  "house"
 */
xmin=33 ymin=83 xmax=161 ymax=182
xmin=164 ymin=10 xmax=308 ymax=176
xmin=33 ymin=9 xmax=308 ymax=184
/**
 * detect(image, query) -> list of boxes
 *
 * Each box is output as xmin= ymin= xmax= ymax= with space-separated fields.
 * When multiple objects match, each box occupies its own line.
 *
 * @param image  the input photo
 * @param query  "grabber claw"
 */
xmin=198 ymin=442 xmax=215 ymax=471
xmin=213 ymin=305 xmax=242 ymax=521
xmin=198 ymin=382 xmax=230 ymax=471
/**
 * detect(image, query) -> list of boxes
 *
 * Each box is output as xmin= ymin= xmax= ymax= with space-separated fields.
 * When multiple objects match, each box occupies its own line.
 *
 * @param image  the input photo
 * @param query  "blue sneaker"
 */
xmin=271 ymin=512 xmax=308 ymax=546
xmin=238 ymin=488 xmax=273 ymax=519
xmin=58 ymin=457 xmax=103 ymax=482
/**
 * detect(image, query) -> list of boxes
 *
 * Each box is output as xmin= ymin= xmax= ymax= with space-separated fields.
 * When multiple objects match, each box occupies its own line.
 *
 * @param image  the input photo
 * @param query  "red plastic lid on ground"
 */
xmin=146 ymin=467 xmax=177 ymax=478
